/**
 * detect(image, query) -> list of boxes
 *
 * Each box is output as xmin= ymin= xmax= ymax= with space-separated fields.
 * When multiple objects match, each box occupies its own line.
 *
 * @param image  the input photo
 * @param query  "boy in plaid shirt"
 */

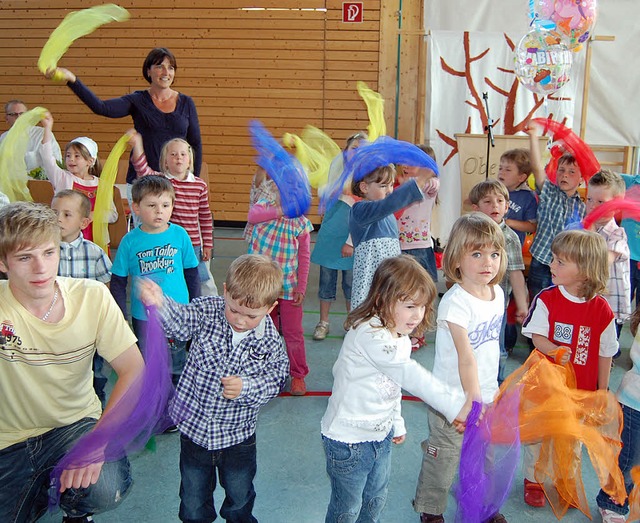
xmin=139 ymin=254 xmax=289 ymax=523
xmin=246 ymin=170 xmax=314 ymax=396
xmin=51 ymin=189 xmax=112 ymax=405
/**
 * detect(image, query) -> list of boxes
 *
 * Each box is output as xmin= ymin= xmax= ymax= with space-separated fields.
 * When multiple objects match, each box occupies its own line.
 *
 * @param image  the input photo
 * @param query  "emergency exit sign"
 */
xmin=342 ymin=2 xmax=363 ymax=23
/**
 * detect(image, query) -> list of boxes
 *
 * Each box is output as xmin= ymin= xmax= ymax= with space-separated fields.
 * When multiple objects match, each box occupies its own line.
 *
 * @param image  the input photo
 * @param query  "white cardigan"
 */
xmin=321 ymin=317 xmax=465 ymax=443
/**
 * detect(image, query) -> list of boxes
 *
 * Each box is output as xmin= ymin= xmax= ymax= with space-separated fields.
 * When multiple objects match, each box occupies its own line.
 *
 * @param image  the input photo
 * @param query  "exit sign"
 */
xmin=343 ymin=2 xmax=363 ymax=23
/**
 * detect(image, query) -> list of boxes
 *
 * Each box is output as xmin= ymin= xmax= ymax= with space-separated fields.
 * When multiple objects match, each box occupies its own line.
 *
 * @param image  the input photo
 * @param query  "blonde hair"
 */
xmin=443 ymin=212 xmax=507 ymax=286
xmin=587 ymin=169 xmax=626 ymax=198
xmin=351 ymin=164 xmax=396 ymax=198
xmin=551 ymin=229 xmax=608 ymax=299
xmin=468 ymin=179 xmax=510 ymax=205
xmin=64 ymin=142 xmax=102 ymax=177
xmin=159 ymin=138 xmax=194 ymax=175
xmin=346 ymin=255 xmax=437 ymax=334
xmin=226 ymin=254 xmax=283 ymax=308
xmin=0 ymin=202 xmax=60 ymax=261
xmin=52 ymin=189 xmax=91 ymax=218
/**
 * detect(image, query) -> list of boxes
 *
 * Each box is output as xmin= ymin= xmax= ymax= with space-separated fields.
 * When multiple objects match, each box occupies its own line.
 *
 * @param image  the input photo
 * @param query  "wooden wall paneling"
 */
xmin=0 ymin=0 xmax=382 ymax=224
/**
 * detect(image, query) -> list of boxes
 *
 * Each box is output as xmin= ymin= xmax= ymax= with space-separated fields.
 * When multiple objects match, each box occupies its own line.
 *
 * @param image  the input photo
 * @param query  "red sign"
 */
xmin=342 ymin=2 xmax=363 ymax=23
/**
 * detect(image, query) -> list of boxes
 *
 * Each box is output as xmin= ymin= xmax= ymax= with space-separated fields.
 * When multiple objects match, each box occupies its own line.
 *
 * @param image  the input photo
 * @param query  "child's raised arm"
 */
xmin=525 ymin=122 xmax=546 ymax=191
xmin=127 ymin=129 xmax=157 ymax=178
xmin=127 ymin=129 xmax=144 ymax=161
xmin=40 ymin=112 xmax=54 ymax=145
xmin=447 ymin=322 xmax=482 ymax=401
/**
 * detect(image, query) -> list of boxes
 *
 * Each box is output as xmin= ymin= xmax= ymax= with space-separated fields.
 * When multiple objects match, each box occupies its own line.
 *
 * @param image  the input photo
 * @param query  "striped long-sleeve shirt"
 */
xmin=132 ymin=154 xmax=213 ymax=250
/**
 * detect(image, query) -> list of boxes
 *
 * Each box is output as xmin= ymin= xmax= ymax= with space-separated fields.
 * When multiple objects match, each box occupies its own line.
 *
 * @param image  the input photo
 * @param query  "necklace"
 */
xmin=41 ymin=284 xmax=59 ymax=321
xmin=150 ymin=90 xmax=174 ymax=103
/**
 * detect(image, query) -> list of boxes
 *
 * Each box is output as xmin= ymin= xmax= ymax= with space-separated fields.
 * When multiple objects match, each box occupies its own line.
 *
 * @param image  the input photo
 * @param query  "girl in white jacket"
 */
xmin=321 ymin=254 xmax=470 ymax=523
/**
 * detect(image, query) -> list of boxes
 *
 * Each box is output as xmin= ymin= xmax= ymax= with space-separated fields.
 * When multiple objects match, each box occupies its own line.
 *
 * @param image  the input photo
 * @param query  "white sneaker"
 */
xmin=599 ymin=507 xmax=627 ymax=523
xmin=313 ymin=321 xmax=330 ymax=340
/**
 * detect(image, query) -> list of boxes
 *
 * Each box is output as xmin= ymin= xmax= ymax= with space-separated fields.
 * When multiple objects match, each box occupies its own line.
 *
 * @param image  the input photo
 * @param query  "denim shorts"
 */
xmin=318 ymin=265 xmax=353 ymax=302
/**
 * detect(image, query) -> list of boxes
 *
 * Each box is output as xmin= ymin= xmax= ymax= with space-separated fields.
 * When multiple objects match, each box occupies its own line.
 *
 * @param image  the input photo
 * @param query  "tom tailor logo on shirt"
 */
xmin=136 ymin=243 xmax=178 ymax=274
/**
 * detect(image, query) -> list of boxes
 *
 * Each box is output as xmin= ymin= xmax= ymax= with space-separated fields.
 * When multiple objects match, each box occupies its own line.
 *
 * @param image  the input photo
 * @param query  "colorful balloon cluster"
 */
xmin=515 ymin=0 xmax=597 ymax=96
xmin=530 ymin=0 xmax=597 ymax=51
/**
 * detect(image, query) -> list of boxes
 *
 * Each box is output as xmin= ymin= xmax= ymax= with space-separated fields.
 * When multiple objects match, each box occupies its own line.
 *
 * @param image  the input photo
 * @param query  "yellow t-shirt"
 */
xmin=0 ymin=277 xmax=137 ymax=450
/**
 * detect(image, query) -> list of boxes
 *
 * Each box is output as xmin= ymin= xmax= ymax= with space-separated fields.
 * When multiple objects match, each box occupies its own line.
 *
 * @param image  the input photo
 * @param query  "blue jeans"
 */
xmin=323 ymin=431 xmax=392 ymax=523
xmin=179 ymin=433 xmax=258 ymax=523
xmin=403 ymin=247 xmax=438 ymax=283
xmin=596 ymin=404 xmax=640 ymax=516
xmin=498 ymin=305 xmax=508 ymax=385
xmin=0 ymin=418 xmax=132 ymax=522
xmin=319 ymin=265 xmax=353 ymax=302
xmin=193 ymin=245 xmax=212 ymax=283
xmin=527 ymin=257 xmax=552 ymax=302
xmin=133 ymin=318 xmax=186 ymax=386
xmin=93 ymin=353 xmax=108 ymax=408
xmin=631 ymin=259 xmax=640 ymax=306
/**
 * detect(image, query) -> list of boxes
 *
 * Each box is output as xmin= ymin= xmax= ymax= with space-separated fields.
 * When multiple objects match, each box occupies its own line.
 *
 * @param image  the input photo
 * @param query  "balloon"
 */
xmin=530 ymin=0 xmax=597 ymax=51
xmin=515 ymin=29 xmax=573 ymax=96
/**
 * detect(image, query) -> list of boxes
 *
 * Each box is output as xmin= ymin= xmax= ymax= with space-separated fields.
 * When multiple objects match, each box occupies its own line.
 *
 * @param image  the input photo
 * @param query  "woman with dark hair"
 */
xmin=46 ymin=47 xmax=202 ymax=185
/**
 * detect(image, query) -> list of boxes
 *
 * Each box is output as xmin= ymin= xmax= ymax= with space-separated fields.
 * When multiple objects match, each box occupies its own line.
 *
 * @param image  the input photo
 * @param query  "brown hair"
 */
xmin=500 ymin=148 xmax=531 ymax=176
xmin=351 ymin=164 xmax=396 ymax=198
xmin=558 ymin=153 xmax=577 ymax=167
xmin=346 ymin=255 xmax=437 ymax=334
xmin=551 ymin=229 xmax=608 ymax=300
xmin=0 ymin=202 xmax=60 ymax=261
xmin=131 ymin=175 xmax=175 ymax=204
xmin=142 ymin=47 xmax=177 ymax=83
xmin=443 ymin=212 xmax=507 ymax=286
xmin=64 ymin=142 xmax=102 ymax=178
xmin=225 ymin=254 xmax=283 ymax=308
xmin=468 ymin=179 xmax=510 ymax=205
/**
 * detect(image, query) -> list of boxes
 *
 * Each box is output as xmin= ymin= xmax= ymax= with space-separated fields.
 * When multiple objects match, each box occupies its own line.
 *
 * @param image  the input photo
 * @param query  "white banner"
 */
xmin=427 ymin=30 xmax=580 ymax=239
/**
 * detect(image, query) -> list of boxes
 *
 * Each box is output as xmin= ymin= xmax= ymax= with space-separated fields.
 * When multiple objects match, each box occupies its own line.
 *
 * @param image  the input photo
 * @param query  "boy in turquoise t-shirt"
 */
xmin=111 ymin=175 xmax=199 ymax=385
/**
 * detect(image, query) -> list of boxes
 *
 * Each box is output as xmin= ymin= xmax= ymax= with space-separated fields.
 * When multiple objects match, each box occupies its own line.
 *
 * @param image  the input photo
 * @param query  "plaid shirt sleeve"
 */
xmin=235 ymin=333 xmax=289 ymax=407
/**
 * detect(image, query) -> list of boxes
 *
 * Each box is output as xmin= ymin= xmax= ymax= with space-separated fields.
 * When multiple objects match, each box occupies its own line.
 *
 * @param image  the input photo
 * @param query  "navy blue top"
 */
xmin=68 ymin=78 xmax=202 ymax=184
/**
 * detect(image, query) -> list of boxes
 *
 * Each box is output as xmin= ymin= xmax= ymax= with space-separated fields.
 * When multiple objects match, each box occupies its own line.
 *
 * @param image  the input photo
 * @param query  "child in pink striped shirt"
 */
xmin=128 ymin=130 xmax=214 ymax=292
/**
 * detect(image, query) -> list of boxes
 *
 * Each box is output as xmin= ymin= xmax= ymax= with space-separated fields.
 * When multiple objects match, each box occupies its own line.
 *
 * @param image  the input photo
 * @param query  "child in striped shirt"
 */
xmin=128 ymin=130 xmax=215 ymax=293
